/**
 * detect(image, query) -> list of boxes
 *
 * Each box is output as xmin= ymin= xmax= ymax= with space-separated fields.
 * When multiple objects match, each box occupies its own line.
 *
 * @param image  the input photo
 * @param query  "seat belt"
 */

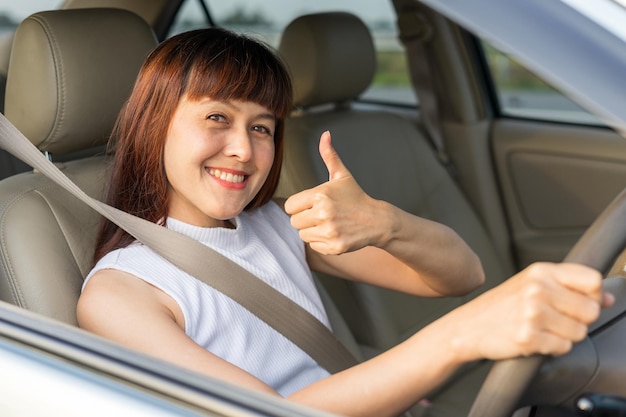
xmin=0 ymin=113 xmax=358 ymax=374
xmin=393 ymin=0 xmax=456 ymax=178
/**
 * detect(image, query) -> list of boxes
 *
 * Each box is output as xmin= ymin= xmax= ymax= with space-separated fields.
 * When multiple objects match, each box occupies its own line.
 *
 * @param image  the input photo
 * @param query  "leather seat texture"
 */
xmin=0 ymin=8 xmax=157 ymax=324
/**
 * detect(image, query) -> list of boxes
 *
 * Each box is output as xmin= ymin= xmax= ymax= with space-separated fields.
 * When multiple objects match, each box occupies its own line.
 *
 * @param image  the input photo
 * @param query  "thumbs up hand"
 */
xmin=284 ymin=131 xmax=389 ymax=255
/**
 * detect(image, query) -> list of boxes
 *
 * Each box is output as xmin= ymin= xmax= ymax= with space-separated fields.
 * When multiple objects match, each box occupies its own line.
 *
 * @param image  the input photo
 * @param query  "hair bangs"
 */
xmin=184 ymin=33 xmax=292 ymax=119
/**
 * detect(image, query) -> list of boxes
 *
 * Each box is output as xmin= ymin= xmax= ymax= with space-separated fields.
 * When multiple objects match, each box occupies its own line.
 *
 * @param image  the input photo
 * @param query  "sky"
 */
xmin=0 ymin=0 xmax=396 ymax=26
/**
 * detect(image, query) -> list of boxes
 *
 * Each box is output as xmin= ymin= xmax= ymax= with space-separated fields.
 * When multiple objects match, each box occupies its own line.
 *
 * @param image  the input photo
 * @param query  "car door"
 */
xmin=410 ymin=1 xmax=626 ymax=272
xmin=489 ymin=89 xmax=626 ymax=269
xmin=481 ymin=4 xmax=626 ymax=271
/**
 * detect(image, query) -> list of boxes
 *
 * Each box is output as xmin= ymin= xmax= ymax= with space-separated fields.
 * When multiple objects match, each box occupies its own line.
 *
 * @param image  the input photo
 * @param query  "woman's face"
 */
xmin=163 ymin=96 xmax=276 ymax=227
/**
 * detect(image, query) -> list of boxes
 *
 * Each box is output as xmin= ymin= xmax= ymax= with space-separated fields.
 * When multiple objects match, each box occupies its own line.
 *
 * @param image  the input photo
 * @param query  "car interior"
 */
xmin=0 ymin=7 xmax=157 ymax=323
xmin=0 ymin=1 xmax=626 ymax=416
xmin=275 ymin=11 xmax=509 ymax=413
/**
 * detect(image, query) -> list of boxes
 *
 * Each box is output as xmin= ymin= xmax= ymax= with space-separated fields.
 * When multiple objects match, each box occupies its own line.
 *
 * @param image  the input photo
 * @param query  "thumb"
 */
xmin=319 ymin=131 xmax=350 ymax=181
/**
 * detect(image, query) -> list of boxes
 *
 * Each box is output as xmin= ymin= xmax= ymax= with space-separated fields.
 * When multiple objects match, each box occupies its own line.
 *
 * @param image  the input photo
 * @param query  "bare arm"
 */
xmin=283 ymin=131 xmax=484 ymax=297
xmin=78 ymin=264 xmax=610 ymax=416
xmin=77 ymin=270 xmax=276 ymax=394
xmin=77 ymin=269 xmax=458 ymax=416
xmin=77 ymin=263 xmax=610 ymax=417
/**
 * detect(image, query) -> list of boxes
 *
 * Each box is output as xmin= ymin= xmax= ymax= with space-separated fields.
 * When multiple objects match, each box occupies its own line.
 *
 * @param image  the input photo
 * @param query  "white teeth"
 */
xmin=208 ymin=168 xmax=245 ymax=183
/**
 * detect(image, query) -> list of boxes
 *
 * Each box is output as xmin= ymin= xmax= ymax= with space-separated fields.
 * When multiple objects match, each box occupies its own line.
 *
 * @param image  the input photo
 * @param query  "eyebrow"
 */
xmin=214 ymin=99 xmax=276 ymax=122
xmin=256 ymin=113 xmax=277 ymax=122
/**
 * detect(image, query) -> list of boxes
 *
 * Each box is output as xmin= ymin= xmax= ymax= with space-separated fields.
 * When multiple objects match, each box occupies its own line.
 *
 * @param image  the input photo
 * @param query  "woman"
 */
xmin=78 ymin=28 xmax=612 ymax=417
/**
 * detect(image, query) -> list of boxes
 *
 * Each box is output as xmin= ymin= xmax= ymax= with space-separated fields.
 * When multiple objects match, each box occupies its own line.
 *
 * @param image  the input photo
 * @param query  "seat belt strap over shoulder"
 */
xmin=0 ymin=113 xmax=358 ymax=375
xmin=393 ymin=0 xmax=456 ymax=177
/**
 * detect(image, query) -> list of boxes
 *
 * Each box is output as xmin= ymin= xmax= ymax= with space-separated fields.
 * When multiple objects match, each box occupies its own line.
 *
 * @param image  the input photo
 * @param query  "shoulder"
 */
xmin=87 ymin=244 xmax=149 ymax=278
xmin=86 ymin=243 xmax=184 ymax=291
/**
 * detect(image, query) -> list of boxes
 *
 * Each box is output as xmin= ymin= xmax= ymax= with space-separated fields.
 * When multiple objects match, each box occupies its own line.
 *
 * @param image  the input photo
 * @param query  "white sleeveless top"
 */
xmin=84 ymin=201 xmax=331 ymax=396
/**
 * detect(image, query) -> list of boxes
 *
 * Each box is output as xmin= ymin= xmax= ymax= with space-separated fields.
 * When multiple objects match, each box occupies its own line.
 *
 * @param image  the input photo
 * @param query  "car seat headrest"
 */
xmin=4 ymin=8 xmax=157 ymax=155
xmin=278 ymin=12 xmax=376 ymax=109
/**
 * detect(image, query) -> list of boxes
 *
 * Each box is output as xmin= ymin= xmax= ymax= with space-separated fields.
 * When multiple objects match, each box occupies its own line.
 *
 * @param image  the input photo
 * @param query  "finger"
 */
xmin=299 ymin=228 xmax=332 ymax=254
xmin=552 ymin=263 xmax=603 ymax=302
xmin=289 ymin=208 xmax=319 ymax=230
xmin=319 ymin=131 xmax=350 ymax=181
xmin=308 ymin=241 xmax=335 ymax=256
xmin=511 ymin=308 xmax=578 ymax=357
xmin=602 ymin=291 xmax=615 ymax=308
xmin=534 ymin=302 xmax=590 ymax=343
xmin=284 ymin=188 xmax=314 ymax=215
xmin=521 ymin=263 xmax=603 ymax=324
xmin=551 ymin=286 xmax=602 ymax=324
xmin=525 ymin=262 xmax=603 ymax=302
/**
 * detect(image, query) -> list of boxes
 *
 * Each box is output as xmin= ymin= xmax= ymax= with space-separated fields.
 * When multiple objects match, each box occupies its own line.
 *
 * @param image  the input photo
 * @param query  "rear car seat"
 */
xmin=276 ymin=12 xmax=516 ymax=416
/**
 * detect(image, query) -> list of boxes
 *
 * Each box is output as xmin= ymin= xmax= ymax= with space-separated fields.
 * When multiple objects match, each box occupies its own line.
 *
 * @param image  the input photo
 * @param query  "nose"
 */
xmin=223 ymin=127 xmax=253 ymax=162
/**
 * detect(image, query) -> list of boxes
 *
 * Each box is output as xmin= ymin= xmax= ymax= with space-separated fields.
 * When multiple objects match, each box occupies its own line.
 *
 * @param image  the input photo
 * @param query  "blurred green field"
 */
xmin=372 ymin=44 xmax=557 ymax=93
xmin=482 ymin=43 xmax=557 ymax=92
xmin=373 ymin=51 xmax=411 ymax=86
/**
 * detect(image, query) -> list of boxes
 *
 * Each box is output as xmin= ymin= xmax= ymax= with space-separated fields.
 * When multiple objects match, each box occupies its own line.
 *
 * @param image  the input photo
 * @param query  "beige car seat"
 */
xmin=276 ymin=12 xmax=516 ymax=416
xmin=0 ymin=0 xmax=183 ymax=181
xmin=0 ymin=9 xmax=157 ymax=325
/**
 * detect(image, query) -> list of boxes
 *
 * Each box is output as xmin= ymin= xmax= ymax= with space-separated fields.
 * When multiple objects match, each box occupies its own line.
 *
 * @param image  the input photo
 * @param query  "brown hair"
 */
xmin=93 ymin=28 xmax=293 ymax=263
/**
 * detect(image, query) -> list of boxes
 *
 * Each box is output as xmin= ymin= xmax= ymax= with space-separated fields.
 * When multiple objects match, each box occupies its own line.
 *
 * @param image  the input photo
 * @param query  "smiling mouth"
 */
xmin=208 ymin=168 xmax=246 ymax=184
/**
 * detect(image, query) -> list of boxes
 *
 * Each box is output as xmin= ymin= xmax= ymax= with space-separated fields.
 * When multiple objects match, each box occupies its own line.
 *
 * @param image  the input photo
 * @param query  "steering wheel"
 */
xmin=467 ymin=187 xmax=626 ymax=417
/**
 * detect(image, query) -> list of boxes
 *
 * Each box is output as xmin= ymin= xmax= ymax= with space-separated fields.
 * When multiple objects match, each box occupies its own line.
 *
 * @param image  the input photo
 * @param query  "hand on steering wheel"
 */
xmin=468 ymin=187 xmax=626 ymax=417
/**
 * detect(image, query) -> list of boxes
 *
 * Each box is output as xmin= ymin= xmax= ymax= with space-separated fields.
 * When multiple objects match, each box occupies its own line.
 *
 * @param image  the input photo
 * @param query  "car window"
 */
xmin=481 ymin=40 xmax=603 ymax=125
xmin=169 ymin=0 xmax=416 ymax=106
xmin=0 ymin=1 xmax=63 ymax=26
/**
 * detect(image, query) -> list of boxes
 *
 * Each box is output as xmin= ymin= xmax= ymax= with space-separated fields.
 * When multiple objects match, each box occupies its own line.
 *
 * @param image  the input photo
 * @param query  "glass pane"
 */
xmin=482 ymin=40 xmax=602 ymax=125
xmin=0 ymin=0 xmax=63 ymax=34
xmin=178 ymin=0 xmax=416 ymax=105
xmin=168 ymin=0 xmax=211 ymax=35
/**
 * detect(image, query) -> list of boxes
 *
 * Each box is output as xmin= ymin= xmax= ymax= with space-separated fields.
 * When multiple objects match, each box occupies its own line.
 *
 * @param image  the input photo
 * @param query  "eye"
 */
xmin=251 ymin=124 xmax=273 ymax=136
xmin=207 ymin=113 xmax=227 ymax=123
